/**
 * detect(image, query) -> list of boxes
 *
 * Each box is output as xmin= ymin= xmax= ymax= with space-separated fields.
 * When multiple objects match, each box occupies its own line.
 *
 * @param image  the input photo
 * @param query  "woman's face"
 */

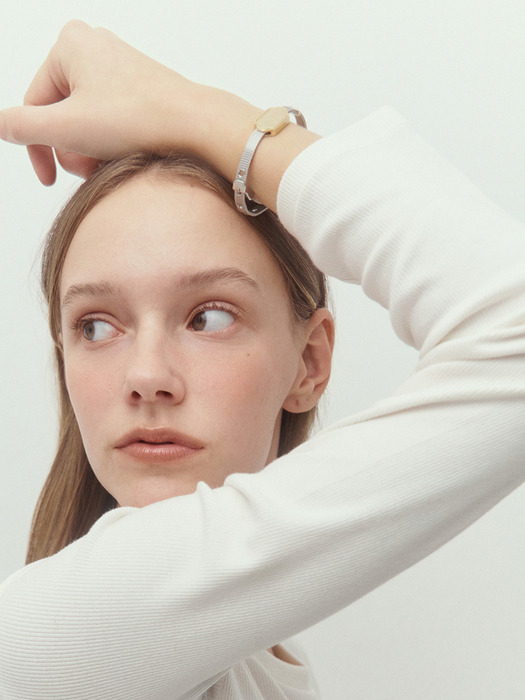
xmin=59 ymin=175 xmax=308 ymax=507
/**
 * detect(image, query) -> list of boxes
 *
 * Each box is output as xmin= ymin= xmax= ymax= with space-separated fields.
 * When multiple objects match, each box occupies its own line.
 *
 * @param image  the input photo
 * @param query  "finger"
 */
xmin=23 ymin=21 xmax=92 ymax=107
xmin=27 ymin=144 xmax=57 ymax=186
xmin=0 ymin=103 xmax=68 ymax=147
xmin=24 ymin=55 xmax=69 ymax=107
xmin=55 ymin=150 xmax=100 ymax=179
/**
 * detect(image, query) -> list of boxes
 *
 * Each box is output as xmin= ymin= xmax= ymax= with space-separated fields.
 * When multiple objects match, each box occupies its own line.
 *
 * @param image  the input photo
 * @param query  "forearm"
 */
xmin=0 ymin=21 xmax=320 ymax=205
xmin=156 ymin=81 xmax=317 ymax=211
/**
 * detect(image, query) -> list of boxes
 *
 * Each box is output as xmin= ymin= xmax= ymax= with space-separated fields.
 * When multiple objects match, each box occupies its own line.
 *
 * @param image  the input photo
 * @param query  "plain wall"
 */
xmin=0 ymin=1 xmax=524 ymax=697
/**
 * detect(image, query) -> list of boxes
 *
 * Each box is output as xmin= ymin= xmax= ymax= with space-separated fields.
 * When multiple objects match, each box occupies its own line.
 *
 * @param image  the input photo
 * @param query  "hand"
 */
xmin=0 ymin=20 xmax=318 ymax=211
xmin=0 ymin=21 xmax=205 ymax=184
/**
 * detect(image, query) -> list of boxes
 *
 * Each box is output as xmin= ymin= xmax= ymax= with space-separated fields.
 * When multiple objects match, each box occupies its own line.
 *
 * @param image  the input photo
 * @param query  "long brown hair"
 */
xmin=27 ymin=153 xmax=327 ymax=564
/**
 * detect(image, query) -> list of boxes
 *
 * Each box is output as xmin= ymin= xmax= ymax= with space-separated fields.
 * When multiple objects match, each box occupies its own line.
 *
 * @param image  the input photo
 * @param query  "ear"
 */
xmin=282 ymin=308 xmax=335 ymax=414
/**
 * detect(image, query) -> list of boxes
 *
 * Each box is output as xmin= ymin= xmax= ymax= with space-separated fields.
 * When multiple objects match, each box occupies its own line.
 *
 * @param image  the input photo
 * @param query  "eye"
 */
xmin=81 ymin=319 xmax=118 ymax=342
xmin=190 ymin=308 xmax=236 ymax=332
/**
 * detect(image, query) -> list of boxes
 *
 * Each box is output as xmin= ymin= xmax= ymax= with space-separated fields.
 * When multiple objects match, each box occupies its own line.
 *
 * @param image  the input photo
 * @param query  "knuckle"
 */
xmin=56 ymin=19 xmax=110 ymax=55
xmin=56 ymin=20 xmax=90 ymax=51
xmin=59 ymin=19 xmax=88 ymax=38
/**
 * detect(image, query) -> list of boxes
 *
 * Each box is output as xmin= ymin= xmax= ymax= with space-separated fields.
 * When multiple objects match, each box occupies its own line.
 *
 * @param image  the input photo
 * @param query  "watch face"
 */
xmin=256 ymin=107 xmax=290 ymax=135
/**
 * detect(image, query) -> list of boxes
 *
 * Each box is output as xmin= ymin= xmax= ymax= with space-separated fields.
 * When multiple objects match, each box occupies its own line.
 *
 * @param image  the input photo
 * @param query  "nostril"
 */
xmin=157 ymin=390 xmax=173 ymax=398
xmin=129 ymin=388 xmax=177 ymax=402
xmin=125 ymin=374 xmax=185 ymax=405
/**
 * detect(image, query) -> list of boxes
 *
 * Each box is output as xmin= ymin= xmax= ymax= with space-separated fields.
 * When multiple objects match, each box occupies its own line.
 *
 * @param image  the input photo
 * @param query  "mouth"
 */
xmin=116 ymin=427 xmax=203 ymax=462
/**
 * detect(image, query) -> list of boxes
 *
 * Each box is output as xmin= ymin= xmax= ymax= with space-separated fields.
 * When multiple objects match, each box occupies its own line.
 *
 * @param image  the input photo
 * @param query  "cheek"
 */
xmin=63 ymin=355 xmax=119 ymax=442
xmin=202 ymin=344 xmax=298 ymax=436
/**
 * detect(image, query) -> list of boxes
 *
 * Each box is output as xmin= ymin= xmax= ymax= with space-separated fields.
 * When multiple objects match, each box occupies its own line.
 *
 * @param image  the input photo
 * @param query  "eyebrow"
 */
xmin=61 ymin=281 xmax=119 ymax=309
xmin=61 ymin=267 xmax=259 ymax=309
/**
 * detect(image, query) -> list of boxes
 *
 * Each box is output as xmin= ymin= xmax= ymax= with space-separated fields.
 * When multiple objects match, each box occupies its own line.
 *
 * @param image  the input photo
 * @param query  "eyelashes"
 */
xmin=69 ymin=301 xmax=241 ymax=343
xmin=188 ymin=302 xmax=239 ymax=332
xmin=79 ymin=318 xmax=118 ymax=342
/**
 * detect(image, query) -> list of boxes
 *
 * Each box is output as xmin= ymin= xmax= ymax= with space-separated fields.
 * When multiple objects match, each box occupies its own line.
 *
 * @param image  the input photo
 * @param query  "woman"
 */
xmin=0 ymin=21 xmax=524 ymax=699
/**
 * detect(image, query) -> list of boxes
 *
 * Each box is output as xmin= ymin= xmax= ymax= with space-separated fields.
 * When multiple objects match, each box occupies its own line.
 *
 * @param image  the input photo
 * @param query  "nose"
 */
xmin=123 ymin=327 xmax=185 ymax=405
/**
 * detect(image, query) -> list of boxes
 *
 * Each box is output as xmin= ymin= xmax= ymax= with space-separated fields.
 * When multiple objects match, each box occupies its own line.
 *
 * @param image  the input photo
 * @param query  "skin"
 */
xmin=0 ymin=21 xmax=320 ymax=211
xmin=59 ymin=174 xmax=333 ymax=508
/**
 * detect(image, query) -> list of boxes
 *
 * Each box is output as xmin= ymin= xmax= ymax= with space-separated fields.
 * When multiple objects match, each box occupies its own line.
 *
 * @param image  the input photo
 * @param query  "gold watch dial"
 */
xmin=255 ymin=107 xmax=290 ymax=136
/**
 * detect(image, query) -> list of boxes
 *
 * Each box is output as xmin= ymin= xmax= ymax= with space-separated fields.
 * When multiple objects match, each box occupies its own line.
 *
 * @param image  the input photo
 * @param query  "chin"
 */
xmin=115 ymin=480 xmax=201 ymax=508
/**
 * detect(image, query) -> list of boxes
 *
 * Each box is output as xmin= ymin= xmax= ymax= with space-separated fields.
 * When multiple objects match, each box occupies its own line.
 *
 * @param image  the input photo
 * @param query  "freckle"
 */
xmin=295 ymin=399 xmax=300 ymax=408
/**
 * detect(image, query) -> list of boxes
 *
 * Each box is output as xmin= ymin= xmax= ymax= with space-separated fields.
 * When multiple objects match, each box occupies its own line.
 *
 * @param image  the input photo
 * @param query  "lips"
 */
xmin=116 ymin=427 xmax=203 ymax=463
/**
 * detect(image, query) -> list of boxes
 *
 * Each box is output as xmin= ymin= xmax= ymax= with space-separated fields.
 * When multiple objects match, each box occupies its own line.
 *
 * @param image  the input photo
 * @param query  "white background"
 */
xmin=0 ymin=1 xmax=524 ymax=698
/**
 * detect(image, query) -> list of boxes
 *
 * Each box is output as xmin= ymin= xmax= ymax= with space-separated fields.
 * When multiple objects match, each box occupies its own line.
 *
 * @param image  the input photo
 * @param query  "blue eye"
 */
xmin=82 ymin=320 xmax=117 ymax=342
xmin=191 ymin=309 xmax=235 ymax=332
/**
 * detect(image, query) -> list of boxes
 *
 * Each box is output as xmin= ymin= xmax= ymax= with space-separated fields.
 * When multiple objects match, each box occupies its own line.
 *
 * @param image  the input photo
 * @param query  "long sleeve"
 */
xmin=1 ymin=108 xmax=524 ymax=699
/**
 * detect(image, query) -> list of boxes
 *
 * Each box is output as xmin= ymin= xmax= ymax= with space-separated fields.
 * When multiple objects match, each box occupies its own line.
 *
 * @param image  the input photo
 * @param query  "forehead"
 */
xmin=60 ymin=175 xmax=288 ymax=301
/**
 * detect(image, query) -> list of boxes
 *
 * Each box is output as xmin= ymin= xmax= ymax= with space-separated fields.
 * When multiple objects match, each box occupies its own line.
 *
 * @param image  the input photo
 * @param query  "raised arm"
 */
xmin=1 ymin=23 xmax=524 ymax=700
xmin=0 ymin=20 xmax=318 ymax=209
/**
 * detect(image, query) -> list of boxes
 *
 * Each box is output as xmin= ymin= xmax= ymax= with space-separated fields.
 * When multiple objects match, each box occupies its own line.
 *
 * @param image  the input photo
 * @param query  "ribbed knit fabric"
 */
xmin=198 ymin=643 xmax=319 ymax=699
xmin=0 ymin=107 xmax=524 ymax=699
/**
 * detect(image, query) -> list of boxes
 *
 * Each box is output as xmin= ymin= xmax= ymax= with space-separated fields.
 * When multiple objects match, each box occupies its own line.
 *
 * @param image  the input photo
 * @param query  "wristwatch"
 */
xmin=233 ymin=106 xmax=306 ymax=216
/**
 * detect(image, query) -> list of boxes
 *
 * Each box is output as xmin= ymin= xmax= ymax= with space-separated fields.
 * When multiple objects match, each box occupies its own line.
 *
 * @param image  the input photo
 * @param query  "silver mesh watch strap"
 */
xmin=233 ymin=106 xmax=306 ymax=216
xmin=233 ymin=129 xmax=267 ymax=215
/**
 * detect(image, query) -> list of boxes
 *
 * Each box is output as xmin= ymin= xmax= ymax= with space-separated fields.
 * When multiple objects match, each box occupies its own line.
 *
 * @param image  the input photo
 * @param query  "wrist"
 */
xmin=154 ymin=79 xmax=319 ymax=213
xmin=152 ymin=78 xmax=257 ymax=176
xmin=194 ymin=88 xmax=320 ymax=213
xmin=190 ymin=85 xmax=261 ymax=181
xmin=233 ymin=107 xmax=307 ymax=216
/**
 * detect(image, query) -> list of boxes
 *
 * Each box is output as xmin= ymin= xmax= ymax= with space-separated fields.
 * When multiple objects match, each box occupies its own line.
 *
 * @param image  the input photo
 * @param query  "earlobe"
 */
xmin=282 ymin=308 xmax=335 ymax=414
